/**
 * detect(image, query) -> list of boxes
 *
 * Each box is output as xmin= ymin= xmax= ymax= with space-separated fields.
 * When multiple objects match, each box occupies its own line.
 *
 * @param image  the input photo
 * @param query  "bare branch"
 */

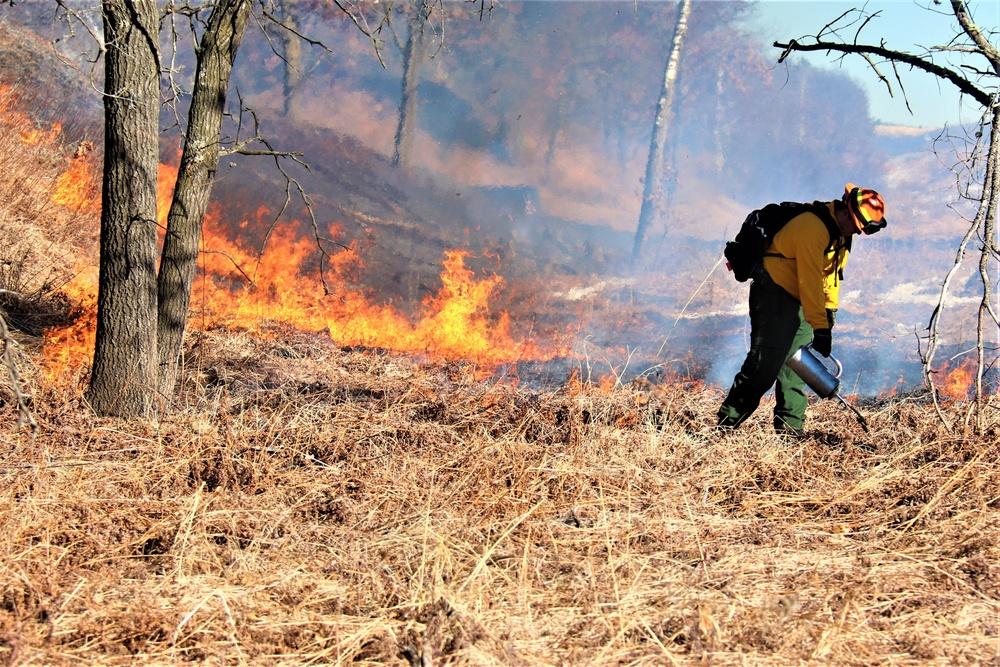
xmin=260 ymin=9 xmax=334 ymax=53
xmin=922 ymin=101 xmax=1000 ymax=429
xmin=199 ymin=249 xmax=254 ymax=284
xmin=816 ymin=9 xmax=854 ymax=41
xmin=230 ymin=148 xmax=305 ymax=158
xmin=851 ymin=10 xmax=881 ymax=44
xmin=972 ymin=106 xmax=1000 ymax=417
xmin=53 ymin=0 xmax=105 ymax=58
xmin=950 ymin=0 xmax=1000 ymax=70
xmin=890 ymin=59 xmax=914 ymax=114
xmin=774 ymin=37 xmax=993 ymax=107
xmin=327 ymin=0 xmax=391 ymax=68
xmin=223 ymin=101 xmax=309 ymax=169
xmin=858 ymin=48 xmax=893 ymax=97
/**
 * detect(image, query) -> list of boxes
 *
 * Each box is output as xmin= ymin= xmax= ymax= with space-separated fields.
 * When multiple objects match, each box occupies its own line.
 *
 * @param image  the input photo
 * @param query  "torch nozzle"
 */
xmin=835 ymin=394 xmax=870 ymax=434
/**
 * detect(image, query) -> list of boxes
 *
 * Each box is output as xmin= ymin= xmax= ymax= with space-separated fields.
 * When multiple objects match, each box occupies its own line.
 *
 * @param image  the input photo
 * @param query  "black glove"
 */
xmin=812 ymin=328 xmax=832 ymax=357
xmin=826 ymin=308 xmax=837 ymax=330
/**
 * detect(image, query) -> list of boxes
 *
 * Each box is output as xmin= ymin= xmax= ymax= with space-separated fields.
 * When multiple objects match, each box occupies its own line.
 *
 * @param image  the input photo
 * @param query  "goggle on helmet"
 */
xmin=844 ymin=183 xmax=888 ymax=235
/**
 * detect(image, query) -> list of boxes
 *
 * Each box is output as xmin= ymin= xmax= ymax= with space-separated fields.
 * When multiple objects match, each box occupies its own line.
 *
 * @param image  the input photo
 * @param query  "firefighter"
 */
xmin=717 ymin=184 xmax=888 ymax=436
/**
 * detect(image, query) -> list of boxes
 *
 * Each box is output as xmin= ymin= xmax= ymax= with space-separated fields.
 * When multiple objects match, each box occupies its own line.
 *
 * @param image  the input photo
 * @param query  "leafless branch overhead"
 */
xmin=774 ymin=38 xmax=993 ymax=107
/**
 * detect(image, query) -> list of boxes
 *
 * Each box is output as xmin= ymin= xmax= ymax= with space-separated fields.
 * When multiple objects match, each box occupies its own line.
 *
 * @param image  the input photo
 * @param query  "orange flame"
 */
xmin=52 ymin=156 xmax=100 ymax=213
xmin=939 ymin=360 xmax=974 ymax=403
xmin=193 ymin=210 xmax=551 ymax=375
xmin=42 ymin=163 xmax=179 ymax=378
xmin=41 ymin=263 xmax=98 ymax=381
xmin=42 ymin=159 xmax=571 ymax=380
xmin=18 ymin=121 xmax=62 ymax=147
xmin=157 ymin=160 xmax=179 ymax=227
xmin=0 ymin=85 xmax=62 ymax=146
xmin=563 ymin=367 xmax=620 ymax=395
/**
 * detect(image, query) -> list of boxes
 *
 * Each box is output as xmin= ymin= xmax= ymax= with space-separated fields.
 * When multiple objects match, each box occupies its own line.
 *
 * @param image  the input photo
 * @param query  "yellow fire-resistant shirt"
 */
xmin=761 ymin=202 xmax=848 ymax=331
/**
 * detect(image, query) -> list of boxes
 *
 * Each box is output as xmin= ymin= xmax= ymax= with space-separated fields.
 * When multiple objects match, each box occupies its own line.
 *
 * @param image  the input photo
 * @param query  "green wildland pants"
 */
xmin=718 ymin=272 xmax=814 ymax=432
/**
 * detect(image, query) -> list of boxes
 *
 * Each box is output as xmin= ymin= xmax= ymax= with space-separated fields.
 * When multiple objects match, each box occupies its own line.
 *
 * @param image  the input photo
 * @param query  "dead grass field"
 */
xmin=1 ymin=333 xmax=999 ymax=666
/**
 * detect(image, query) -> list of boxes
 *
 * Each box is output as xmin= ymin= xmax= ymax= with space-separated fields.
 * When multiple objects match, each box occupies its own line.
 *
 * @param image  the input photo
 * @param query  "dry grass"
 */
xmin=1 ymin=329 xmax=998 ymax=666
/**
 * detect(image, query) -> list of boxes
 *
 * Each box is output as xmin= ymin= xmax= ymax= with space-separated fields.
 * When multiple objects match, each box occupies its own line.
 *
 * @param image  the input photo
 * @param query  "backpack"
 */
xmin=724 ymin=201 xmax=842 ymax=282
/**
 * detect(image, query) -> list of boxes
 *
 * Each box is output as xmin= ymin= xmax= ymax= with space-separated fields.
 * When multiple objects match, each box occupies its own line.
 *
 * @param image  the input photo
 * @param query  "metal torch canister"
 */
xmin=785 ymin=344 xmax=870 ymax=434
xmin=785 ymin=344 xmax=843 ymax=398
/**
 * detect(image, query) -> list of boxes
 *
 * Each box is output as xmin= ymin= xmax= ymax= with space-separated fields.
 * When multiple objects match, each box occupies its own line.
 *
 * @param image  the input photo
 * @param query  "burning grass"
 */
xmin=2 ymin=329 xmax=998 ymax=665
xmin=0 ymin=83 xmax=99 ymax=339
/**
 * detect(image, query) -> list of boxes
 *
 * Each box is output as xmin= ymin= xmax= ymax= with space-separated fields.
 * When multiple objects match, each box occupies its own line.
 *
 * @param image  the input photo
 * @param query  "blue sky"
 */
xmin=745 ymin=0 xmax=998 ymax=128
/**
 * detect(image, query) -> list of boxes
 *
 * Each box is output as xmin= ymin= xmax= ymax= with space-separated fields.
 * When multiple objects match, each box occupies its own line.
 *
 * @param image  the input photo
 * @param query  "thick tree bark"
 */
xmin=86 ymin=0 xmax=160 ymax=417
xmin=632 ymin=0 xmax=691 ymax=259
xmin=156 ymin=0 xmax=253 ymax=398
xmin=392 ymin=19 xmax=427 ymax=169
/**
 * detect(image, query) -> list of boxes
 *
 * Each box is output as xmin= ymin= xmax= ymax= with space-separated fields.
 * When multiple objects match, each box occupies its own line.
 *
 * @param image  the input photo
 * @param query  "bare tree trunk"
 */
xmin=545 ymin=97 xmax=566 ymax=167
xmin=278 ymin=5 xmax=303 ymax=117
xmin=974 ymin=106 xmax=1000 ymax=420
xmin=498 ymin=110 xmax=525 ymax=164
xmin=86 ymin=0 xmax=160 ymax=418
xmin=156 ymin=0 xmax=253 ymax=398
xmin=392 ymin=19 xmax=427 ymax=169
xmin=632 ymin=0 xmax=691 ymax=259
xmin=713 ymin=68 xmax=727 ymax=174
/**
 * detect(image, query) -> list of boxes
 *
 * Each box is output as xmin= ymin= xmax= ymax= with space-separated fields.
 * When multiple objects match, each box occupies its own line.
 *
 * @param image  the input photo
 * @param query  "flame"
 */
xmin=52 ymin=155 xmax=100 ymax=213
xmin=939 ymin=360 xmax=974 ymax=403
xmin=41 ymin=164 xmax=182 ymax=378
xmin=414 ymin=250 xmax=516 ymax=361
xmin=563 ymin=368 xmax=620 ymax=395
xmin=1 ymin=86 xmax=99 ymax=212
xmin=18 ymin=122 xmax=62 ymax=146
xmin=41 ymin=263 xmax=98 ymax=380
xmin=157 ymin=161 xmax=179 ymax=227
xmin=193 ymin=210 xmax=553 ymax=375
xmin=0 ymin=85 xmax=62 ymax=146
xmin=880 ymin=374 xmax=906 ymax=398
xmin=41 ymin=159 xmax=570 ymax=380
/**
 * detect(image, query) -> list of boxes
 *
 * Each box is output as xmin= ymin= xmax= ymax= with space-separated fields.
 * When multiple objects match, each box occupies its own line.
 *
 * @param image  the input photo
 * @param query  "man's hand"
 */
xmin=812 ymin=328 xmax=832 ymax=357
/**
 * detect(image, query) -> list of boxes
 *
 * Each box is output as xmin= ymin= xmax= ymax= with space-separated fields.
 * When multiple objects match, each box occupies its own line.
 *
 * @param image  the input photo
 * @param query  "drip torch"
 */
xmin=785 ymin=344 xmax=870 ymax=433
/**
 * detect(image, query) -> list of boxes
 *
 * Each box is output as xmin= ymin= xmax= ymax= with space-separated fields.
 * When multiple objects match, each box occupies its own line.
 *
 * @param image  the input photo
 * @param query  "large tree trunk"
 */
xmin=86 ymin=0 xmax=160 ymax=418
xmin=156 ymin=0 xmax=253 ymax=398
xmin=632 ymin=0 xmax=691 ymax=259
xmin=392 ymin=19 xmax=427 ymax=169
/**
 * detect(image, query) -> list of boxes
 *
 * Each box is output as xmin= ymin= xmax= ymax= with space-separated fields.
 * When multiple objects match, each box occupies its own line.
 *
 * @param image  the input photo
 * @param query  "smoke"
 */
xmin=292 ymin=83 xmax=398 ymax=158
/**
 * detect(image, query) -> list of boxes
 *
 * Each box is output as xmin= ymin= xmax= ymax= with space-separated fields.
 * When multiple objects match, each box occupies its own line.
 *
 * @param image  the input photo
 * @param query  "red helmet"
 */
xmin=843 ymin=183 xmax=887 ymax=235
